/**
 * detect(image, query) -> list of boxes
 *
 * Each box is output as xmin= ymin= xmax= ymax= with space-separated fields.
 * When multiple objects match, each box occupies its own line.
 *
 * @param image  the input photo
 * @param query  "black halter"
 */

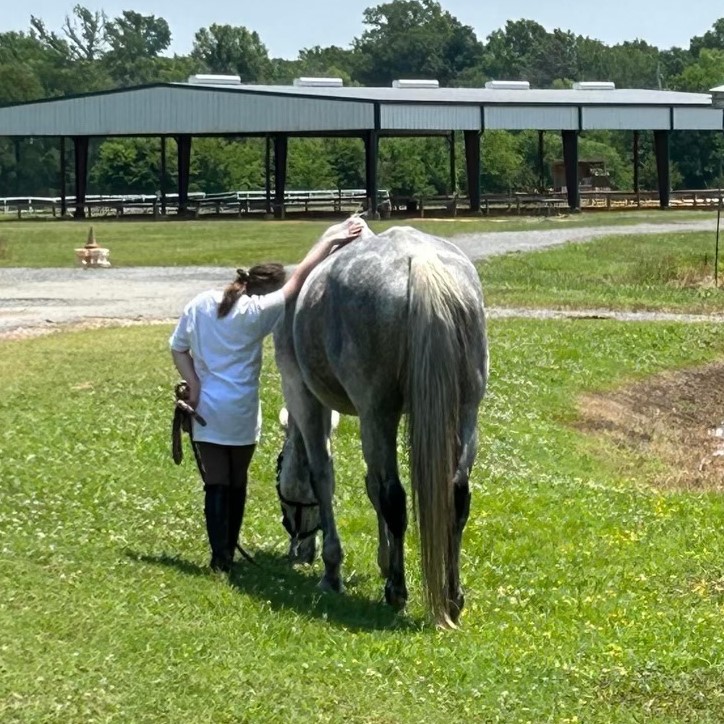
xmin=275 ymin=452 xmax=320 ymax=542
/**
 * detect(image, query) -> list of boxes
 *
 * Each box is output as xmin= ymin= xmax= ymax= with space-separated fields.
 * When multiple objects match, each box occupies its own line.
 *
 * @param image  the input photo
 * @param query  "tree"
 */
xmin=32 ymin=5 xmax=107 ymax=62
xmin=323 ymin=138 xmax=365 ymax=188
xmin=298 ymin=45 xmax=357 ymax=80
xmin=379 ymin=137 xmax=435 ymax=196
xmin=0 ymin=61 xmax=44 ymax=103
xmin=191 ymin=138 xmax=265 ymax=192
xmin=602 ymin=40 xmax=662 ymax=89
xmin=480 ymin=131 xmax=527 ymax=193
xmin=354 ymin=0 xmax=483 ymax=86
xmin=658 ymin=47 xmax=692 ymax=85
xmin=90 ymin=137 xmax=170 ymax=194
xmin=287 ymin=139 xmax=336 ymax=189
xmin=103 ymin=11 xmax=171 ymax=85
xmin=192 ymin=24 xmax=271 ymax=82
xmin=690 ymin=18 xmax=724 ymax=57
xmin=482 ymin=19 xmax=549 ymax=84
xmin=669 ymin=48 xmax=724 ymax=92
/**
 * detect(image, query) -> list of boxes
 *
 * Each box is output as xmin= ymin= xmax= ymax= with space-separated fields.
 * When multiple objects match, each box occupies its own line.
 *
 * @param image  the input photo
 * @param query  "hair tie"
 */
xmin=236 ymin=267 xmax=249 ymax=283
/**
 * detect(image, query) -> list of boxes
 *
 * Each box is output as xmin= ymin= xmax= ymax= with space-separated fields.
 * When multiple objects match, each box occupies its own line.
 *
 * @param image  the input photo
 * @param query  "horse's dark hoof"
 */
xmin=448 ymin=591 xmax=465 ymax=624
xmin=319 ymin=575 xmax=344 ymax=593
xmin=384 ymin=580 xmax=408 ymax=610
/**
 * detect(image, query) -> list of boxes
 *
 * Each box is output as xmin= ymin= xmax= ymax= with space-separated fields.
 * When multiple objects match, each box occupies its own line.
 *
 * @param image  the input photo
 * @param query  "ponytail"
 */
xmin=217 ymin=263 xmax=286 ymax=318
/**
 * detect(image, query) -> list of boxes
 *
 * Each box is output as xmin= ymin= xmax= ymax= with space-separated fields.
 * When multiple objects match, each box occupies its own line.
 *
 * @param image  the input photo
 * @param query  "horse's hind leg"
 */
xmin=447 ymin=403 xmax=479 ymax=623
xmin=360 ymin=412 xmax=408 ymax=610
xmin=365 ymin=473 xmax=390 ymax=579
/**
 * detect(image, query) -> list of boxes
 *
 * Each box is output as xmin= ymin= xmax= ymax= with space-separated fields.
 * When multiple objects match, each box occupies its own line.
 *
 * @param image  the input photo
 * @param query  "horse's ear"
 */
xmin=278 ymin=407 xmax=289 ymax=429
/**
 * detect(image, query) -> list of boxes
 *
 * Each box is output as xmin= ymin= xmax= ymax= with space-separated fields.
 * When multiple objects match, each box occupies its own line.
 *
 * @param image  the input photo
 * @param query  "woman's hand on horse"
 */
xmin=329 ymin=220 xmax=365 ymax=248
xmin=320 ymin=219 xmax=365 ymax=247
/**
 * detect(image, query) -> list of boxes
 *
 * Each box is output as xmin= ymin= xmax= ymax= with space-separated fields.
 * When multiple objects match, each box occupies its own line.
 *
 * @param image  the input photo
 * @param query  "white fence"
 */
xmin=0 ymin=188 xmax=392 ymax=218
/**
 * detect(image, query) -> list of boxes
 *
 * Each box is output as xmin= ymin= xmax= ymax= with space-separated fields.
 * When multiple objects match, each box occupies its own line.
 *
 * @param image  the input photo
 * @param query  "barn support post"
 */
xmin=59 ymin=136 xmax=67 ymax=218
xmin=265 ymin=135 xmax=272 ymax=215
xmin=159 ymin=136 xmax=167 ymax=215
xmin=72 ymin=135 xmax=89 ymax=219
xmin=273 ymin=135 xmax=288 ymax=219
xmin=176 ymin=134 xmax=192 ymax=215
xmin=463 ymin=130 xmax=481 ymax=212
xmin=561 ymin=130 xmax=580 ymax=211
xmin=632 ymin=130 xmax=640 ymax=205
xmin=364 ymin=130 xmax=379 ymax=218
xmin=654 ymin=129 xmax=670 ymax=208
xmin=538 ymin=130 xmax=546 ymax=192
xmin=448 ymin=131 xmax=457 ymax=195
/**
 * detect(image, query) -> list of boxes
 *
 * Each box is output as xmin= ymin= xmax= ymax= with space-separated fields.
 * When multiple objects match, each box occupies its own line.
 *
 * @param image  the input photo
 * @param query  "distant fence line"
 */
xmin=0 ymin=189 xmax=391 ymax=218
xmin=1 ymin=187 xmax=722 ymax=219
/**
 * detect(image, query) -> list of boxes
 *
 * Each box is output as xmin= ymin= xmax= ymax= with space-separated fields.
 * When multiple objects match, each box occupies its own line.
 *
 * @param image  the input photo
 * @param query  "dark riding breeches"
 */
xmin=193 ymin=442 xmax=256 ymax=489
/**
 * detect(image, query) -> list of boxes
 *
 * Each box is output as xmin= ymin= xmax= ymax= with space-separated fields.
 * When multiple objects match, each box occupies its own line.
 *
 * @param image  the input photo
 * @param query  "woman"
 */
xmin=169 ymin=218 xmax=364 ymax=572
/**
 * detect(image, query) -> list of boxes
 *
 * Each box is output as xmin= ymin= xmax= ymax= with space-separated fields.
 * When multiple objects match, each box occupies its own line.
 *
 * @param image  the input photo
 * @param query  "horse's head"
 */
xmin=276 ymin=407 xmax=339 ymax=564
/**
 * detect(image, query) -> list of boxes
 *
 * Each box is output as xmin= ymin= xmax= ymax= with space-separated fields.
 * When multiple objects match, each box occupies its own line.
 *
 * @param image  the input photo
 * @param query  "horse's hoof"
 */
xmin=448 ymin=591 xmax=465 ymax=624
xmin=319 ymin=575 xmax=344 ymax=594
xmin=384 ymin=580 xmax=408 ymax=610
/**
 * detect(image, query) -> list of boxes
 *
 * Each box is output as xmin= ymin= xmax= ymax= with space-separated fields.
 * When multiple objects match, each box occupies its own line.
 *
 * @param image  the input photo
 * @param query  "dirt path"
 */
xmin=0 ymin=218 xmax=719 ymax=338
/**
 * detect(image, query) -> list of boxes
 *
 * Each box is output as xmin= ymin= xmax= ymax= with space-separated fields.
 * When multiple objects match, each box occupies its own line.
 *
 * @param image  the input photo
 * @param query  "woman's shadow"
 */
xmin=126 ymin=548 xmax=421 ymax=633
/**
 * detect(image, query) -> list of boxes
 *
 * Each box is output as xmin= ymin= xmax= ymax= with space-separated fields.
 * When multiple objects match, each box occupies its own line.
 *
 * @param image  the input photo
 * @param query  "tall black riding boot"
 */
xmin=227 ymin=485 xmax=247 ymax=562
xmin=204 ymin=485 xmax=231 ymax=572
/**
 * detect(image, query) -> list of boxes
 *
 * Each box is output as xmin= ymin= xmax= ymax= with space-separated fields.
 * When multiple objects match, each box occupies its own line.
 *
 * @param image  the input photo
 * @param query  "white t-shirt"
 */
xmin=169 ymin=288 xmax=286 ymax=445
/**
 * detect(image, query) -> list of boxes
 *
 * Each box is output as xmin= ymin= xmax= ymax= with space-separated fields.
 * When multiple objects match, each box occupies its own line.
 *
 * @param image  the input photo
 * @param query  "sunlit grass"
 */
xmin=481 ymin=230 xmax=724 ymax=314
xmin=1 ymin=320 xmax=723 ymax=721
xmin=0 ymin=209 xmax=713 ymax=267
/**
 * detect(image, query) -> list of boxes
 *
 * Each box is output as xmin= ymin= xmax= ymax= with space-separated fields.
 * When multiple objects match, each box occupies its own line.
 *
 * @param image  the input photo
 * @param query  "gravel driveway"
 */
xmin=1 ymin=218 xmax=720 ymax=337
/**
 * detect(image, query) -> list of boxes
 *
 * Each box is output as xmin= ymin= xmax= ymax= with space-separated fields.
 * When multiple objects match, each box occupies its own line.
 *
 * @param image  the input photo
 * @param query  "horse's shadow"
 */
xmin=125 ymin=548 xmax=420 ymax=633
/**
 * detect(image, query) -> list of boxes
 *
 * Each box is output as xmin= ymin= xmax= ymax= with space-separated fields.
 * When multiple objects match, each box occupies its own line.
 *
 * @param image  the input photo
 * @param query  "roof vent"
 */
xmin=485 ymin=80 xmax=530 ymax=90
xmin=573 ymin=81 xmax=616 ymax=90
xmin=293 ymin=77 xmax=344 ymax=87
xmin=187 ymin=74 xmax=242 ymax=86
xmin=392 ymin=79 xmax=440 ymax=89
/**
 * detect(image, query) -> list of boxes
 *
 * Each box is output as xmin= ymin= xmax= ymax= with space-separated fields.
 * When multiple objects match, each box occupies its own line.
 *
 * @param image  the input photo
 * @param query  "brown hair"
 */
xmin=217 ymin=263 xmax=286 ymax=318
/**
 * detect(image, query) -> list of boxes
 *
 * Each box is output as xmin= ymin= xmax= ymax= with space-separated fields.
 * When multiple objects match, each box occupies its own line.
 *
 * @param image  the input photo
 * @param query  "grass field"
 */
xmin=2 ymin=320 xmax=723 ymax=722
xmin=479 ymin=229 xmax=724 ymax=314
xmin=0 ymin=209 xmax=715 ymax=268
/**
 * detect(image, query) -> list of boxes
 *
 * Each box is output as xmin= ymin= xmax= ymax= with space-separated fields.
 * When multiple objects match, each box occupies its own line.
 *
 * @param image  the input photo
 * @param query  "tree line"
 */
xmin=2 ymin=0 xmax=724 ymax=199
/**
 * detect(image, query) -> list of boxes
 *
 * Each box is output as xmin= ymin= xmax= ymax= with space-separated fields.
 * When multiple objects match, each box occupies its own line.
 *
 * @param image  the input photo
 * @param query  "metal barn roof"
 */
xmin=0 ymin=81 xmax=721 ymax=137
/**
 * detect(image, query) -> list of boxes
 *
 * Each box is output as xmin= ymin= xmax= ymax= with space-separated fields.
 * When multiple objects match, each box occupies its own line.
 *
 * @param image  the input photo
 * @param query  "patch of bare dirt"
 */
xmin=577 ymin=362 xmax=724 ymax=491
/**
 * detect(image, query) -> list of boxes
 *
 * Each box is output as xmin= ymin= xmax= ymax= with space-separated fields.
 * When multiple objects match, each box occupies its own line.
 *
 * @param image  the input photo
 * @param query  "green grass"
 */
xmin=0 ymin=209 xmax=714 ymax=267
xmin=1 ymin=320 xmax=723 ymax=722
xmin=481 ymin=230 xmax=724 ymax=314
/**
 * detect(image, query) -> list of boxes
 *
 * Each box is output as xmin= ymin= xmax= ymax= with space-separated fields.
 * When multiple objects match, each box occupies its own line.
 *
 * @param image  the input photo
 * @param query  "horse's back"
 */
xmin=293 ymin=227 xmax=485 ymax=415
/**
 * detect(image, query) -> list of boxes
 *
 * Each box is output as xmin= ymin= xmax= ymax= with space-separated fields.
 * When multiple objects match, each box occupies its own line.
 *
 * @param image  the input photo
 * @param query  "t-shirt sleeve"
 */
xmin=248 ymin=289 xmax=286 ymax=339
xmin=169 ymin=307 xmax=192 ymax=351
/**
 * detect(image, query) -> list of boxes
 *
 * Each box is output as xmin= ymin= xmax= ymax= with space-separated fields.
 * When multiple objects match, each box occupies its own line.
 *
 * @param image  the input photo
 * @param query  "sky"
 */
xmin=4 ymin=1 xmax=724 ymax=59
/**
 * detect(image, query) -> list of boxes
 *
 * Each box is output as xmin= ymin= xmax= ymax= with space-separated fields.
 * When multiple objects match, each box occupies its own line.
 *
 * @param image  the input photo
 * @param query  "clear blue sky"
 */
xmin=5 ymin=1 xmax=724 ymax=58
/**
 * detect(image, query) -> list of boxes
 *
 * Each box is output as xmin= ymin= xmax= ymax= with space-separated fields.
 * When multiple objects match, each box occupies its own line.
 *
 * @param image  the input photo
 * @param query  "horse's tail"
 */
xmin=406 ymin=250 xmax=476 ymax=628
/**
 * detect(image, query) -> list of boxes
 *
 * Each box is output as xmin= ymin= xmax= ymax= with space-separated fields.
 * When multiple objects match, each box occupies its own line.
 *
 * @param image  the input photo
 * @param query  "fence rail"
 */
xmin=0 ymin=189 xmax=392 ymax=219
xmin=1 ymin=188 xmax=721 ymax=219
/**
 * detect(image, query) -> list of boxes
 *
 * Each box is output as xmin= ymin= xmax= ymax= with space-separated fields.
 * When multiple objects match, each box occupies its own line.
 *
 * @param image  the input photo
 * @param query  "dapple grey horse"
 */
xmin=273 ymin=222 xmax=488 ymax=626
